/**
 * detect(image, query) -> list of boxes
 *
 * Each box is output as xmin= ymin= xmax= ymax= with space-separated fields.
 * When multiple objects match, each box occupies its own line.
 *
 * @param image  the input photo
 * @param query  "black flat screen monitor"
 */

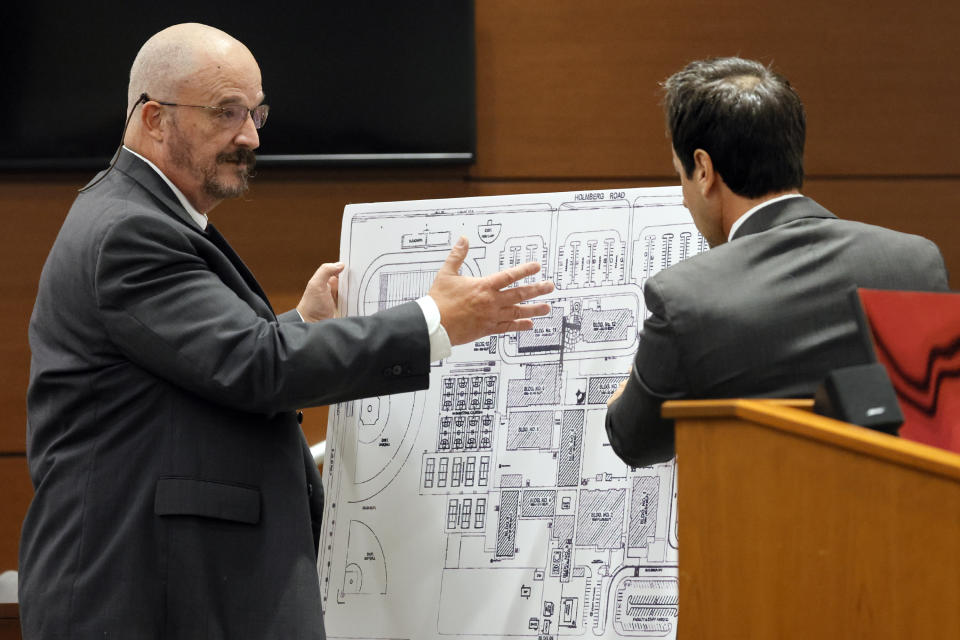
xmin=3 ymin=2 xmax=476 ymax=169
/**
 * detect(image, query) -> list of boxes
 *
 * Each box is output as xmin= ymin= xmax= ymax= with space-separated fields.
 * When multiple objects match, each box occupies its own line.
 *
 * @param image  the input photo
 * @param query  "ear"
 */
xmin=692 ymin=149 xmax=717 ymax=197
xmin=140 ymin=101 xmax=167 ymax=142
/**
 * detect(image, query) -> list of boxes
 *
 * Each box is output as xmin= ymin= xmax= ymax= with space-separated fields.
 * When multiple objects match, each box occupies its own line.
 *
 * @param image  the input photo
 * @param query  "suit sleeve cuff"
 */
xmin=277 ymin=309 xmax=305 ymax=324
xmin=416 ymin=295 xmax=452 ymax=362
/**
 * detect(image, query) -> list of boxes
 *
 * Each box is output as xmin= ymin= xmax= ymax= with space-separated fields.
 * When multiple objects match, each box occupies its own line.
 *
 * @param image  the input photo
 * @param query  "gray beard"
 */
xmin=202 ymin=160 xmax=250 ymax=200
xmin=168 ymin=124 xmax=255 ymax=201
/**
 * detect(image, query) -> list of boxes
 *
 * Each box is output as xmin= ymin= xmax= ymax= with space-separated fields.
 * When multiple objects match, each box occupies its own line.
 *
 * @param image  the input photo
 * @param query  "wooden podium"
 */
xmin=663 ymin=399 xmax=960 ymax=639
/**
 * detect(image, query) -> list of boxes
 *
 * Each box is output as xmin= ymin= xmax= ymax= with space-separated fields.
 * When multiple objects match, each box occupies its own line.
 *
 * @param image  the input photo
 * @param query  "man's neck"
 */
xmin=122 ymin=146 xmax=211 ymax=230
xmin=722 ymin=189 xmax=802 ymax=239
xmin=725 ymin=191 xmax=804 ymax=241
xmin=123 ymin=139 xmax=220 ymax=215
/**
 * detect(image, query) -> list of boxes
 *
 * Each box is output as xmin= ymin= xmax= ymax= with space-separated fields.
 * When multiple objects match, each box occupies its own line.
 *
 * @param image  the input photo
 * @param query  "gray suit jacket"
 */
xmin=20 ymin=149 xmax=430 ymax=638
xmin=605 ymin=196 xmax=950 ymax=467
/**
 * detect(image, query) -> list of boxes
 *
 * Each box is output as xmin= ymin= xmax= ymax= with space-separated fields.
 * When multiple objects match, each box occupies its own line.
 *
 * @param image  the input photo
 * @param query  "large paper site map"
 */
xmin=319 ymin=186 xmax=706 ymax=639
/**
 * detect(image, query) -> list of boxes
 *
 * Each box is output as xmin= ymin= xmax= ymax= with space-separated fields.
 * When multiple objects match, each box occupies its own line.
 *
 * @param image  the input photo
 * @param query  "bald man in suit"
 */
xmin=20 ymin=23 xmax=553 ymax=639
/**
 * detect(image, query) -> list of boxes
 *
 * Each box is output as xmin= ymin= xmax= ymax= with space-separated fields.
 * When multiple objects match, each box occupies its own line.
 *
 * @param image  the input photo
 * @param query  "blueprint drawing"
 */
xmin=319 ymin=186 xmax=706 ymax=639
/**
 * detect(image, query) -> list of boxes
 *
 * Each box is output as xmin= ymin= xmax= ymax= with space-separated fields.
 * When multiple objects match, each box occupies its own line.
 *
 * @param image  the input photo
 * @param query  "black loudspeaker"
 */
xmin=813 ymin=363 xmax=904 ymax=435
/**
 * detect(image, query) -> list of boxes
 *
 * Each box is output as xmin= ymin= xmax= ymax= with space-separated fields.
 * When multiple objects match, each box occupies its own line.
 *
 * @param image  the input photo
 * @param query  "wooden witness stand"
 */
xmin=664 ymin=399 xmax=960 ymax=639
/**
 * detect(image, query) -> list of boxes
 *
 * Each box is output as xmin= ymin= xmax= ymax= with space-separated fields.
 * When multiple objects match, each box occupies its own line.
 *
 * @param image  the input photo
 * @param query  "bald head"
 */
xmin=127 ymin=23 xmax=255 ymax=111
xmin=123 ymin=23 xmax=264 ymax=213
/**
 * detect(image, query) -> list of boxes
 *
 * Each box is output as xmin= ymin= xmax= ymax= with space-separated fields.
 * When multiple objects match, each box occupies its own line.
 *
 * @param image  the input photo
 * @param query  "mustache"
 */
xmin=216 ymin=148 xmax=257 ymax=169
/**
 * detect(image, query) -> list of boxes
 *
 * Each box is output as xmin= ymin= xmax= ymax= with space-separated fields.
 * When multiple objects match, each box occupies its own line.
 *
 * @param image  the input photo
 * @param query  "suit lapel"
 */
xmin=732 ymin=196 xmax=837 ymax=240
xmin=205 ymin=223 xmax=275 ymax=315
xmin=113 ymin=149 xmax=276 ymax=316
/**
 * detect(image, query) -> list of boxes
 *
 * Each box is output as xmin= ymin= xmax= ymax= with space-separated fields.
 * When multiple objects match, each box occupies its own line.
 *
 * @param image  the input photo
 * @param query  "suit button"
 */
xmin=297 ymin=411 xmax=304 ymax=424
xmin=392 ymin=364 xmax=403 ymax=375
xmin=307 ymin=483 xmax=313 ymax=497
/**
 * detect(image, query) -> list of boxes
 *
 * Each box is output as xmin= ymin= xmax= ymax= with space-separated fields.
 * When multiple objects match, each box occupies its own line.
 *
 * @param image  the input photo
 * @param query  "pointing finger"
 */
xmin=505 ymin=301 xmax=552 ymax=320
xmin=497 ymin=318 xmax=536 ymax=333
xmin=437 ymin=236 xmax=469 ymax=276
xmin=487 ymin=261 xmax=542 ymax=290
xmin=499 ymin=280 xmax=555 ymax=304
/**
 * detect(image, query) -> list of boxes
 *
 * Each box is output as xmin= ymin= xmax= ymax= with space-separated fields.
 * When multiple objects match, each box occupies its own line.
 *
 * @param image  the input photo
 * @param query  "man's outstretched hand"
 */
xmin=429 ymin=236 xmax=554 ymax=346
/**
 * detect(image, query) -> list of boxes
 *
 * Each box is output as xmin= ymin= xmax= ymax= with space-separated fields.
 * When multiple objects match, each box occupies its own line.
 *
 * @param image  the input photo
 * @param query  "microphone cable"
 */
xmin=79 ymin=93 xmax=149 ymax=193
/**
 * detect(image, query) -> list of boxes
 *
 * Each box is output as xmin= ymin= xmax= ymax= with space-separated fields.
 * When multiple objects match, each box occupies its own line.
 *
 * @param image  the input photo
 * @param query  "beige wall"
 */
xmin=1 ymin=0 xmax=958 ymax=570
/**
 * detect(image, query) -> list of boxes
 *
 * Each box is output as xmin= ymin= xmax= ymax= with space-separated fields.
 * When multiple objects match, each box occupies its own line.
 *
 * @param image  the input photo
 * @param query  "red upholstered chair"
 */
xmin=856 ymin=288 xmax=960 ymax=453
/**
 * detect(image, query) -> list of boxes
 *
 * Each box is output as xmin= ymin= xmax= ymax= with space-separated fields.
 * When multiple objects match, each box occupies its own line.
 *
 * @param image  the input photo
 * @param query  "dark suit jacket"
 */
xmin=606 ymin=196 xmax=950 ymax=467
xmin=20 ymin=149 xmax=430 ymax=639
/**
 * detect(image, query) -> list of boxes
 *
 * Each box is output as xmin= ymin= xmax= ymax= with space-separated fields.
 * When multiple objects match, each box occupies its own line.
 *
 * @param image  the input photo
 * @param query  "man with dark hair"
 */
xmin=665 ymin=57 xmax=805 ymax=200
xmin=605 ymin=56 xmax=949 ymax=467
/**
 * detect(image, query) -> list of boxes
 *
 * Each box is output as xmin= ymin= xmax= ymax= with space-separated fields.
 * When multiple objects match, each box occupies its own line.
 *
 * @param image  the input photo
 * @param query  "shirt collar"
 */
xmin=122 ymin=146 xmax=209 ymax=230
xmin=727 ymin=193 xmax=804 ymax=242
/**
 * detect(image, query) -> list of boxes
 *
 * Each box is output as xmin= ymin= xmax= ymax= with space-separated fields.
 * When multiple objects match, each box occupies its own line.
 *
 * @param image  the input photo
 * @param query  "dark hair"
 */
xmin=664 ymin=57 xmax=805 ymax=198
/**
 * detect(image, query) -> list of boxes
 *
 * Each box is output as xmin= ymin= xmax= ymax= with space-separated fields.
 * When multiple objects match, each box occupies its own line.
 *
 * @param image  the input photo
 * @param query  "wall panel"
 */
xmin=2 ymin=1 xmax=958 ymax=575
xmin=473 ymin=0 xmax=960 ymax=178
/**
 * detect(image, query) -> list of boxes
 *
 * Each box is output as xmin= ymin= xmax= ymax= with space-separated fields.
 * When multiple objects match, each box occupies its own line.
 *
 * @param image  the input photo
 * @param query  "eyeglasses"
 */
xmin=79 ymin=92 xmax=269 ymax=194
xmin=153 ymin=100 xmax=269 ymax=130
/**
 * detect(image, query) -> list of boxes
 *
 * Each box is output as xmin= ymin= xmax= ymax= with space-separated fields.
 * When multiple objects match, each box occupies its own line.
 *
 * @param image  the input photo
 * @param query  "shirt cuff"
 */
xmin=416 ymin=295 xmax=452 ymax=362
